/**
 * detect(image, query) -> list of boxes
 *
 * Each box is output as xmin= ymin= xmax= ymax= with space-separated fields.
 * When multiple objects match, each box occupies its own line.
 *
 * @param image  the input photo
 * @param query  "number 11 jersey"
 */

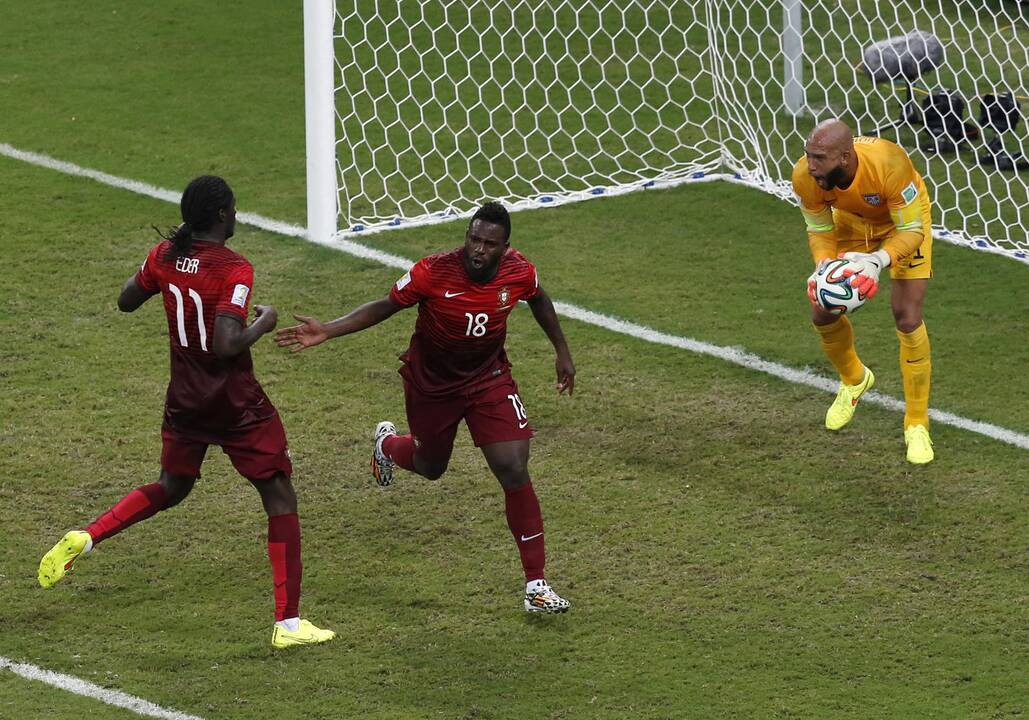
xmin=136 ymin=240 xmax=275 ymax=434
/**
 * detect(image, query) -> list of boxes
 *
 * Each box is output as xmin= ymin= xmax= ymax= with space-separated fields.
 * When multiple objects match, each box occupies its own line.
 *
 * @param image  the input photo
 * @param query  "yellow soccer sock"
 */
xmin=815 ymin=316 xmax=865 ymax=386
xmin=897 ymin=322 xmax=932 ymax=429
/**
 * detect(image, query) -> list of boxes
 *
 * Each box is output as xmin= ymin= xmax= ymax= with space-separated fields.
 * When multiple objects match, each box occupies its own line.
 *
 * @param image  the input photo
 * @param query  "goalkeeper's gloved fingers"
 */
xmin=848 ymin=273 xmax=879 ymax=299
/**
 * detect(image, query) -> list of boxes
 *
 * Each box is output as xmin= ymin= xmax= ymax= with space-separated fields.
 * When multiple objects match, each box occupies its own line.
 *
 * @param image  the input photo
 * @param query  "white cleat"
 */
xmin=371 ymin=420 xmax=397 ymax=486
xmin=524 ymin=579 xmax=570 ymax=614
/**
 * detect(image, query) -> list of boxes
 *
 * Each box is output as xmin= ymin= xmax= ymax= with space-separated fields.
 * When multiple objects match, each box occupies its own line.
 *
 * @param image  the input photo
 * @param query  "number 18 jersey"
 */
xmin=390 ymin=247 xmax=540 ymax=396
xmin=136 ymin=240 xmax=275 ymax=434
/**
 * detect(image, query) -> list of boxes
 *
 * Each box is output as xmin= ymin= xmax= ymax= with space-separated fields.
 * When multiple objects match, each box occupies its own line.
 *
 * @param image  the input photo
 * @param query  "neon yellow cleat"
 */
xmin=825 ymin=367 xmax=875 ymax=431
xmin=271 ymin=619 xmax=337 ymax=649
xmin=904 ymin=424 xmax=934 ymax=464
xmin=38 ymin=531 xmax=92 ymax=588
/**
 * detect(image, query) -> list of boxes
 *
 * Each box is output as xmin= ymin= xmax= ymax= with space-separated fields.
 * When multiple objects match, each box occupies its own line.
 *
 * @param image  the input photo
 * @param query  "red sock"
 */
xmin=504 ymin=481 xmax=546 ymax=582
xmin=382 ymin=433 xmax=416 ymax=472
xmin=268 ymin=513 xmax=302 ymax=622
xmin=86 ymin=483 xmax=169 ymax=544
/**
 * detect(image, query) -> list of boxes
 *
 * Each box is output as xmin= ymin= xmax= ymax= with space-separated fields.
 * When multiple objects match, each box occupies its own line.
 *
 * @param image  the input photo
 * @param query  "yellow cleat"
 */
xmin=904 ymin=424 xmax=934 ymax=464
xmin=38 ymin=531 xmax=92 ymax=588
xmin=271 ymin=619 xmax=337 ymax=649
xmin=825 ymin=367 xmax=875 ymax=431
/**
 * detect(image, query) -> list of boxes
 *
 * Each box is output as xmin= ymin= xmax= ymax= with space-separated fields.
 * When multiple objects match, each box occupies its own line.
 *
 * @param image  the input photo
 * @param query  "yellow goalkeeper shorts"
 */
xmin=833 ymin=210 xmax=933 ymax=280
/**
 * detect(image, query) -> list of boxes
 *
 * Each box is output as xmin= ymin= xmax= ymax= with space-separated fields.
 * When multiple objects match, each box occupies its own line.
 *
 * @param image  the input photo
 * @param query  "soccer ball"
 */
xmin=814 ymin=258 xmax=867 ymax=314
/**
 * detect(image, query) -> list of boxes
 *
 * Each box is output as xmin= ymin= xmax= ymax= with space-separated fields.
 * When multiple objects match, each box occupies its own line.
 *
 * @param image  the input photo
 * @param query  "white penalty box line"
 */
xmin=2 ymin=142 xmax=1027 ymax=452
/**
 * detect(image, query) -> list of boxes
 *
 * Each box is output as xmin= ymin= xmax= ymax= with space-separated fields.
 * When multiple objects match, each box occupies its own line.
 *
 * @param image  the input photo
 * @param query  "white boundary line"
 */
xmin=2 ymin=142 xmax=1026 ymax=451
xmin=0 ymin=656 xmax=204 ymax=720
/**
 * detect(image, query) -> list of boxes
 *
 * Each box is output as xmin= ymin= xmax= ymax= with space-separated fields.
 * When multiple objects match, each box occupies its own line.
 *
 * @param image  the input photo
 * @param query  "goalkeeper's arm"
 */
xmin=879 ymin=229 xmax=924 ymax=265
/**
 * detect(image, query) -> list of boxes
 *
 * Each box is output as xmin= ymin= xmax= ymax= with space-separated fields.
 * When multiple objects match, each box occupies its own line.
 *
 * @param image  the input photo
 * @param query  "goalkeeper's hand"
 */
xmin=807 ymin=259 xmax=831 ymax=306
xmin=839 ymin=249 xmax=891 ymax=299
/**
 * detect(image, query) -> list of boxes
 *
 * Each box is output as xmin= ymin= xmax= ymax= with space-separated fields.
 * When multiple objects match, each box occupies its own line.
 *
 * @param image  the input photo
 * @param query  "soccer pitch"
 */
xmin=2 ymin=3 xmax=1027 ymax=719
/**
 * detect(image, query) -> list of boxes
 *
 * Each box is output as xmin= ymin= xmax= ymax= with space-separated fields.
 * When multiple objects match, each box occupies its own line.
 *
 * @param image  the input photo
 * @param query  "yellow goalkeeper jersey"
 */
xmin=792 ymin=136 xmax=932 ymax=264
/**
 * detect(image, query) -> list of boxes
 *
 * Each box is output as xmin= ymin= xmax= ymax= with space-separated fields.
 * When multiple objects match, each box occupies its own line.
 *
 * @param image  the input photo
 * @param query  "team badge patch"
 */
xmin=497 ymin=286 xmax=510 ymax=309
xmin=862 ymin=193 xmax=882 ymax=206
xmin=231 ymin=284 xmax=250 ymax=308
xmin=901 ymin=182 xmax=918 ymax=205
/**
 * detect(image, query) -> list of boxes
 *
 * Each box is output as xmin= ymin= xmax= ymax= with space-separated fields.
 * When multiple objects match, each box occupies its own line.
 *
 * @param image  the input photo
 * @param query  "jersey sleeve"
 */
xmin=791 ymin=160 xmax=838 ymax=264
xmin=882 ymin=152 xmax=929 ymax=262
xmin=135 ymin=244 xmax=162 ymax=293
xmin=390 ymin=259 xmax=433 ymax=307
xmin=216 ymin=260 xmax=254 ymax=321
xmin=521 ymin=263 xmax=541 ymax=301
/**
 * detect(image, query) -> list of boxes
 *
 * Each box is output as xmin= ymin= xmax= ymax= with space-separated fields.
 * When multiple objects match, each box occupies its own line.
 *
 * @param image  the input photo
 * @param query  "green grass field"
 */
xmin=2 ymin=2 xmax=1028 ymax=719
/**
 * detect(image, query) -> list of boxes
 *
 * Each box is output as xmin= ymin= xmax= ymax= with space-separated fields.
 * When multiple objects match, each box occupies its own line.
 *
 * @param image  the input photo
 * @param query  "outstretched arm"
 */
xmin=213 ymin=305 xmax=279 ymax=359
xmin=275 ymin=294 xmax=406 ymax=353
xmin=117 ymin=275 xmax=157 ymax=312
xmin=526 ymin=288 xmax=575 ymax=396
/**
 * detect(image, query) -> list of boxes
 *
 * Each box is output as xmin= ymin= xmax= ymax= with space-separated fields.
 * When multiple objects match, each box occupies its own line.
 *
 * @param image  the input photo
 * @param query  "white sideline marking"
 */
xmin=0 ymin=656 xmax=205 ymax=720
xmin=2 ymin=142 xmax=1027 ymax=451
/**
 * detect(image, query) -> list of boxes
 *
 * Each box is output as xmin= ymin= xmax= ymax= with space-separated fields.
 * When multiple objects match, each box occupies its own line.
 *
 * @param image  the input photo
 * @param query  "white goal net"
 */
xmin=304 ymin=0 xmax=1028 ymax=262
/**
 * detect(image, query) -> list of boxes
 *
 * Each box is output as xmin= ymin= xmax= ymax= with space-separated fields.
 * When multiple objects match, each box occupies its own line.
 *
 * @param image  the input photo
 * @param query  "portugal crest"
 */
xmin=497 ymin=286 xmax=510 ymax=309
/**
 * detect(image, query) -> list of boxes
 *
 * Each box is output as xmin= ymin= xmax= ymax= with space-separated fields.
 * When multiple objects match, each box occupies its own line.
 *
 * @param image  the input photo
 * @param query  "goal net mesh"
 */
xmin=331 ymin=0 xmax=1028 ymax=261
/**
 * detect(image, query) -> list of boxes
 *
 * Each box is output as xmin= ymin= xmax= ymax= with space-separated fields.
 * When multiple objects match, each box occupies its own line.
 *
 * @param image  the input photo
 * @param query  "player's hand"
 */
xmin=275 ymin=314 xmax=329 ymax=353
xmin=555 ymin=352 xmax=575 ymax=396
xmin=839 ymin=249 xmax=891 ymax=299
xmin=807 ymin=259 xmax=830 ymax=306
xmin=253 ymin=304 xmax=278 ymax=332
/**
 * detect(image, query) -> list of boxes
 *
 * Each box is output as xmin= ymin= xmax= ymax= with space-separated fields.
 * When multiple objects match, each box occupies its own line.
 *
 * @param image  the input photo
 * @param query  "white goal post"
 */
xmin=304 ymin=0 xmax=1028 ymax=263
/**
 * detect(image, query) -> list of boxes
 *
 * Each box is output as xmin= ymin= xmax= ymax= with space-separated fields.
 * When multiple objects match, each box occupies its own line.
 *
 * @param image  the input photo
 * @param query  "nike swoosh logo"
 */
xmin=906 ymin=357 xmax=926 ymax=364
xmin=908 ymin=262 xmax=925 ymax=268
xmin=518 ymin=420 xmax=529 ymax=429
xmin=520 ymin=532 xmax=543 ymax=542
xmin=444 ymin=290 xmax=465 ymax=298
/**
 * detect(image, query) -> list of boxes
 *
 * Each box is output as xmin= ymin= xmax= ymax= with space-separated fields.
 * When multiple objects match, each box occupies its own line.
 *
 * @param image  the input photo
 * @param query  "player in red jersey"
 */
xmin=38 ymin=176 xmax=335 ymax=648
xmin=276 ymin=202 xmax=575 ymax=613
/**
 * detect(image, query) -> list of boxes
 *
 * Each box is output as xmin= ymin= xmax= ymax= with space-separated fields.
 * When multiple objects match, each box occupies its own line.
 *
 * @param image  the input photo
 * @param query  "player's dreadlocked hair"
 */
xmin=157 ymin=175 xmax=235 ymax=260
xmin=470 ymin=201 xmax=511 ymax=241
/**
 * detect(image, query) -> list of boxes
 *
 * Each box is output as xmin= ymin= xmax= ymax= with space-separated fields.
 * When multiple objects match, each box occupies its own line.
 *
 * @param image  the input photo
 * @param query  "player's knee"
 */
xmin=159 ymin=473 xmax=196 ymax=507
xmin=892 ymin=307 xmax=924 ymax=333
xmin=418 ymin=461 xmax=448 ymax=481
xmin=253 ymin=474 xmax=297 ymax=515
xmin=490 ymin=459 xmax=529 ymax=485
xmin=423 ymin=465 xmax=448 ymax=481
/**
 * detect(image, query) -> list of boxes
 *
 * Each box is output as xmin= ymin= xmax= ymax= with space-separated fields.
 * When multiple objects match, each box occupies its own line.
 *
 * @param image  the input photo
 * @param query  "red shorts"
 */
xmin=404 ymin=374 xmax=534 ymax=466
xmin=160 ymin=412 xmax=292 ymax=481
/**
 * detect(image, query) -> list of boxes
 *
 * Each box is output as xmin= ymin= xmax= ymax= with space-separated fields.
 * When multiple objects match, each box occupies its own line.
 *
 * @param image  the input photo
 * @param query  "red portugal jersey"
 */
xmin=389 ymin=247 xmax=541 ymax=395
xmin=136 ymin=240 xmax=276 ymax=434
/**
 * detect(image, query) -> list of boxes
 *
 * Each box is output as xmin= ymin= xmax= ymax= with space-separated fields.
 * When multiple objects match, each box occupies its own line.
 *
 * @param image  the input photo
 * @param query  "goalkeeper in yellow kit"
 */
xmin=792 ymin=119 xmax=934 ymax=464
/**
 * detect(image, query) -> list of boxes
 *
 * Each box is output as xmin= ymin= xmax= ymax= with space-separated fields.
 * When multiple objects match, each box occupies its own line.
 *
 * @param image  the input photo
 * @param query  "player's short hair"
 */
xmin=159 ymin=176 xmax=235 ymax=259
xmin=470 ymin=201 xmax=511 ymax=242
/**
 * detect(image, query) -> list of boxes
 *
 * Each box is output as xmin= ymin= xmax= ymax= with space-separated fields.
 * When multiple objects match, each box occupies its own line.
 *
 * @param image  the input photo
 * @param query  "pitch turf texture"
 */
xmin=2 ymin=3 xmax=1027 ymax=719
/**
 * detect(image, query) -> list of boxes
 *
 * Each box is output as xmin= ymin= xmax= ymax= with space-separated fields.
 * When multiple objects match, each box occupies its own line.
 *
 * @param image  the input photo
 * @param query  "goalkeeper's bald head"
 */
xmin=808 ymin=119 xmax=854 ymax=154
xmin=805 ymin=119 xmax=856 ymax=191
